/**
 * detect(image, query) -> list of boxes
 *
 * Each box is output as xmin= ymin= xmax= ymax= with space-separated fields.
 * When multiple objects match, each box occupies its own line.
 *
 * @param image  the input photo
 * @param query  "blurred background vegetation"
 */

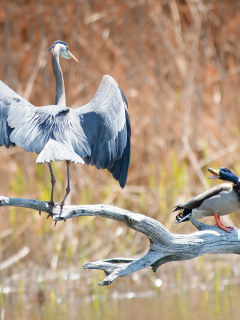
xmin=1 ymin=0 xmax=240 ymax=318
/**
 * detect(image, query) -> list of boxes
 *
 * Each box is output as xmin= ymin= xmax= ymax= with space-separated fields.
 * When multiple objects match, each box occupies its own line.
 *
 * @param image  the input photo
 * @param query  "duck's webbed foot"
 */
xmin=214 ymin=213 xmax=234 ymax=233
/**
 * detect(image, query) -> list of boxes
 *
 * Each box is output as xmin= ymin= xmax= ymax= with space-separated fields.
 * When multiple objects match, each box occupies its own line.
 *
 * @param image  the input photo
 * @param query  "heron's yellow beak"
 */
xmin=208 ymin=168 xmax=220 ymax=179
xmin=68 ymin=51 xmax=78 ymax=62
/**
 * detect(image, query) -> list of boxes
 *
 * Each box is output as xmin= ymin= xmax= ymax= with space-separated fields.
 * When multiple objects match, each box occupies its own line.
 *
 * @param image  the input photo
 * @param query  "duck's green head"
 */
xmin=208 ymin=167 xmax=239 ymax=185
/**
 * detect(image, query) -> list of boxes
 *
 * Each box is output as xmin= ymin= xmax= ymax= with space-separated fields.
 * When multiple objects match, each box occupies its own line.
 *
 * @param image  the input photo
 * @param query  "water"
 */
xmin=1 ymin=272 xmax=240 ymax=320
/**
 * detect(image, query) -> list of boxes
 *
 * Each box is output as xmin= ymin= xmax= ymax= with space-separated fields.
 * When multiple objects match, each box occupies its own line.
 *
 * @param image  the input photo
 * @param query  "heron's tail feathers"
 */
xmin=36 ymin=139 xmax=84 ymax=164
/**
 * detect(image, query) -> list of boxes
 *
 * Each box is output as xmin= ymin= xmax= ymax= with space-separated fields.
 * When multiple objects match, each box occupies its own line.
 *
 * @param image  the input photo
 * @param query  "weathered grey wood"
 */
xmin=1 ymin=196 xmax=239 ymax=286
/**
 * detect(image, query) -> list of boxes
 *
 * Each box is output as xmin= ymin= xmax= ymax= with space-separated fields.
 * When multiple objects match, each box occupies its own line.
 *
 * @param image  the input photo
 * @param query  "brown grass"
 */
xmin=0 ymin=0 xmax=240 ymax=300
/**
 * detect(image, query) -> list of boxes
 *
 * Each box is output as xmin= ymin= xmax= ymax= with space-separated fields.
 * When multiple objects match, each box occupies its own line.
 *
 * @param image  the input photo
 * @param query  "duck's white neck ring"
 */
xmin=235 ymin=179 xmax=240 ymax=187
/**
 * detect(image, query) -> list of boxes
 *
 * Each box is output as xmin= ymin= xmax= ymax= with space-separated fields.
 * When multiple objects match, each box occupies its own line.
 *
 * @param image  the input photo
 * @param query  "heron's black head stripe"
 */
xmin=53 ymin=40 xmax=68 ymax=47
xmin=45 ymin=40 xmax=68 ymax=52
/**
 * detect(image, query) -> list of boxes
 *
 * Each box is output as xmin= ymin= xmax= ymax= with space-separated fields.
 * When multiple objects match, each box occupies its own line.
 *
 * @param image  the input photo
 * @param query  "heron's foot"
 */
xmin=55 ymin=201 xmax=64 ymax=208
xmin=44 ymin=200 xmax=55 ymax=219
xmin=45 ymin=200 xmax=56 ymax=208
xmin=55 ymin=201 xmax=66 ymax=219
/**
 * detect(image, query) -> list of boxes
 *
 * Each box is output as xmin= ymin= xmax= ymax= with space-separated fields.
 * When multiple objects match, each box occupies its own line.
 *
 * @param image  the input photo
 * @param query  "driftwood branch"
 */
xmin=1 ymin=196 xmax=240 ymax=286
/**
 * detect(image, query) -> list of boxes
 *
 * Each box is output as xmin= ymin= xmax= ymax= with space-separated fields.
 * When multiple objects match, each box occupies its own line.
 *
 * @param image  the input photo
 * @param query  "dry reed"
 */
xmin=0 ymin=0 xmax=240 ymax=300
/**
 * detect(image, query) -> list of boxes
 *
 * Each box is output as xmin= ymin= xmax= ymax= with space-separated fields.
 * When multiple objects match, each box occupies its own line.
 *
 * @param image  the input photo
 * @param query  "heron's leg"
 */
xmin=48 ymin=162 xmax=56 ymax=207
xmin=60 ymin=160 xmax=71 ymax=208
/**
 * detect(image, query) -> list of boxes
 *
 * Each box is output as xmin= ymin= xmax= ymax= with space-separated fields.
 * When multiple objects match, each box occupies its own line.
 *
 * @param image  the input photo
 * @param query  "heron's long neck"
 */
xmin=51 ymin=50 xmax=66 ymax=106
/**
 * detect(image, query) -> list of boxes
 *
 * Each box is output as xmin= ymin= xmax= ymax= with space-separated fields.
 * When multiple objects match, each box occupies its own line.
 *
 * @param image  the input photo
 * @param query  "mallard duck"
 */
xmin=174 ymin=167 xmax=240 ymax=233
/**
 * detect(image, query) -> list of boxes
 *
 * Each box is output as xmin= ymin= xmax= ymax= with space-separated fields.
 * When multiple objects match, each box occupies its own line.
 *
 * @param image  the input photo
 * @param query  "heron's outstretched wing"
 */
xmin=0 ymin=76 xmax=131 ymax=187
xmin=73 ymin=75 xmax=131 ymax=188
xmin=0 ymin=81 xmax=33 ymax=148
xmin=0 ymin=81 xmax=89 ymax=163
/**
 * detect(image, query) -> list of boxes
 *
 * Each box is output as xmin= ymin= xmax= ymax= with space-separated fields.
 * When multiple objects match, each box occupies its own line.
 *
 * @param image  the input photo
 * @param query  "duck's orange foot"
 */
xmin=214 ymin=213 xmax=233 ymax=233
xmin=216 ymin=225 xmax=233 ymax=233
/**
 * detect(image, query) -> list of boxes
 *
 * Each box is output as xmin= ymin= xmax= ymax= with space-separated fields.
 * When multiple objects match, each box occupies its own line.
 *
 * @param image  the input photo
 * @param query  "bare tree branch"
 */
xmin=1 ymin=196 xmax=239 ymax=286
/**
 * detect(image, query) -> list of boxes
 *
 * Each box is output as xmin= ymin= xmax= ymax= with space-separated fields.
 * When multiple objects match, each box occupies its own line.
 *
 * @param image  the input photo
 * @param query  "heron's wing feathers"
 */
xmin=0 ymin=81 xmax=89 ymax=162
xmin=9 ymin=103 xmax=92 ymax=165
xmin=0 ymin=76 xmax=131 ymax=187
xmin=0 ymin=80 xmax=33 ymax=148
xmin=74 ymin=75 xmax=131 ymax=188
xmin=8 ymin=103 xmax=71 ymax=153
xmin=0 ymin=80 xmax=32 ymax=106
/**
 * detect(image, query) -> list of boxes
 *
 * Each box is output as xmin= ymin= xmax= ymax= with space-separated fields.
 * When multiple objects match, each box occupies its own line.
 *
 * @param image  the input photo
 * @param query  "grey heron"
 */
xmin=0 ymin=40 xmax=131 ymax=209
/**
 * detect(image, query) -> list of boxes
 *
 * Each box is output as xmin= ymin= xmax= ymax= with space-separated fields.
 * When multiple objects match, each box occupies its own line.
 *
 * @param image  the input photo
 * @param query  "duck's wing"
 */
xmin=173 ymin=184 xmax=232 ymax=212
xmin=73 ymin=75 xmax=131 ymax=188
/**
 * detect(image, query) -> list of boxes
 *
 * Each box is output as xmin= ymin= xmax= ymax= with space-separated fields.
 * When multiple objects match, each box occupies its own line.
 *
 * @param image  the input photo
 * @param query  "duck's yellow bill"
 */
xmin=208 ymin=168 xmax=220 ymax=179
